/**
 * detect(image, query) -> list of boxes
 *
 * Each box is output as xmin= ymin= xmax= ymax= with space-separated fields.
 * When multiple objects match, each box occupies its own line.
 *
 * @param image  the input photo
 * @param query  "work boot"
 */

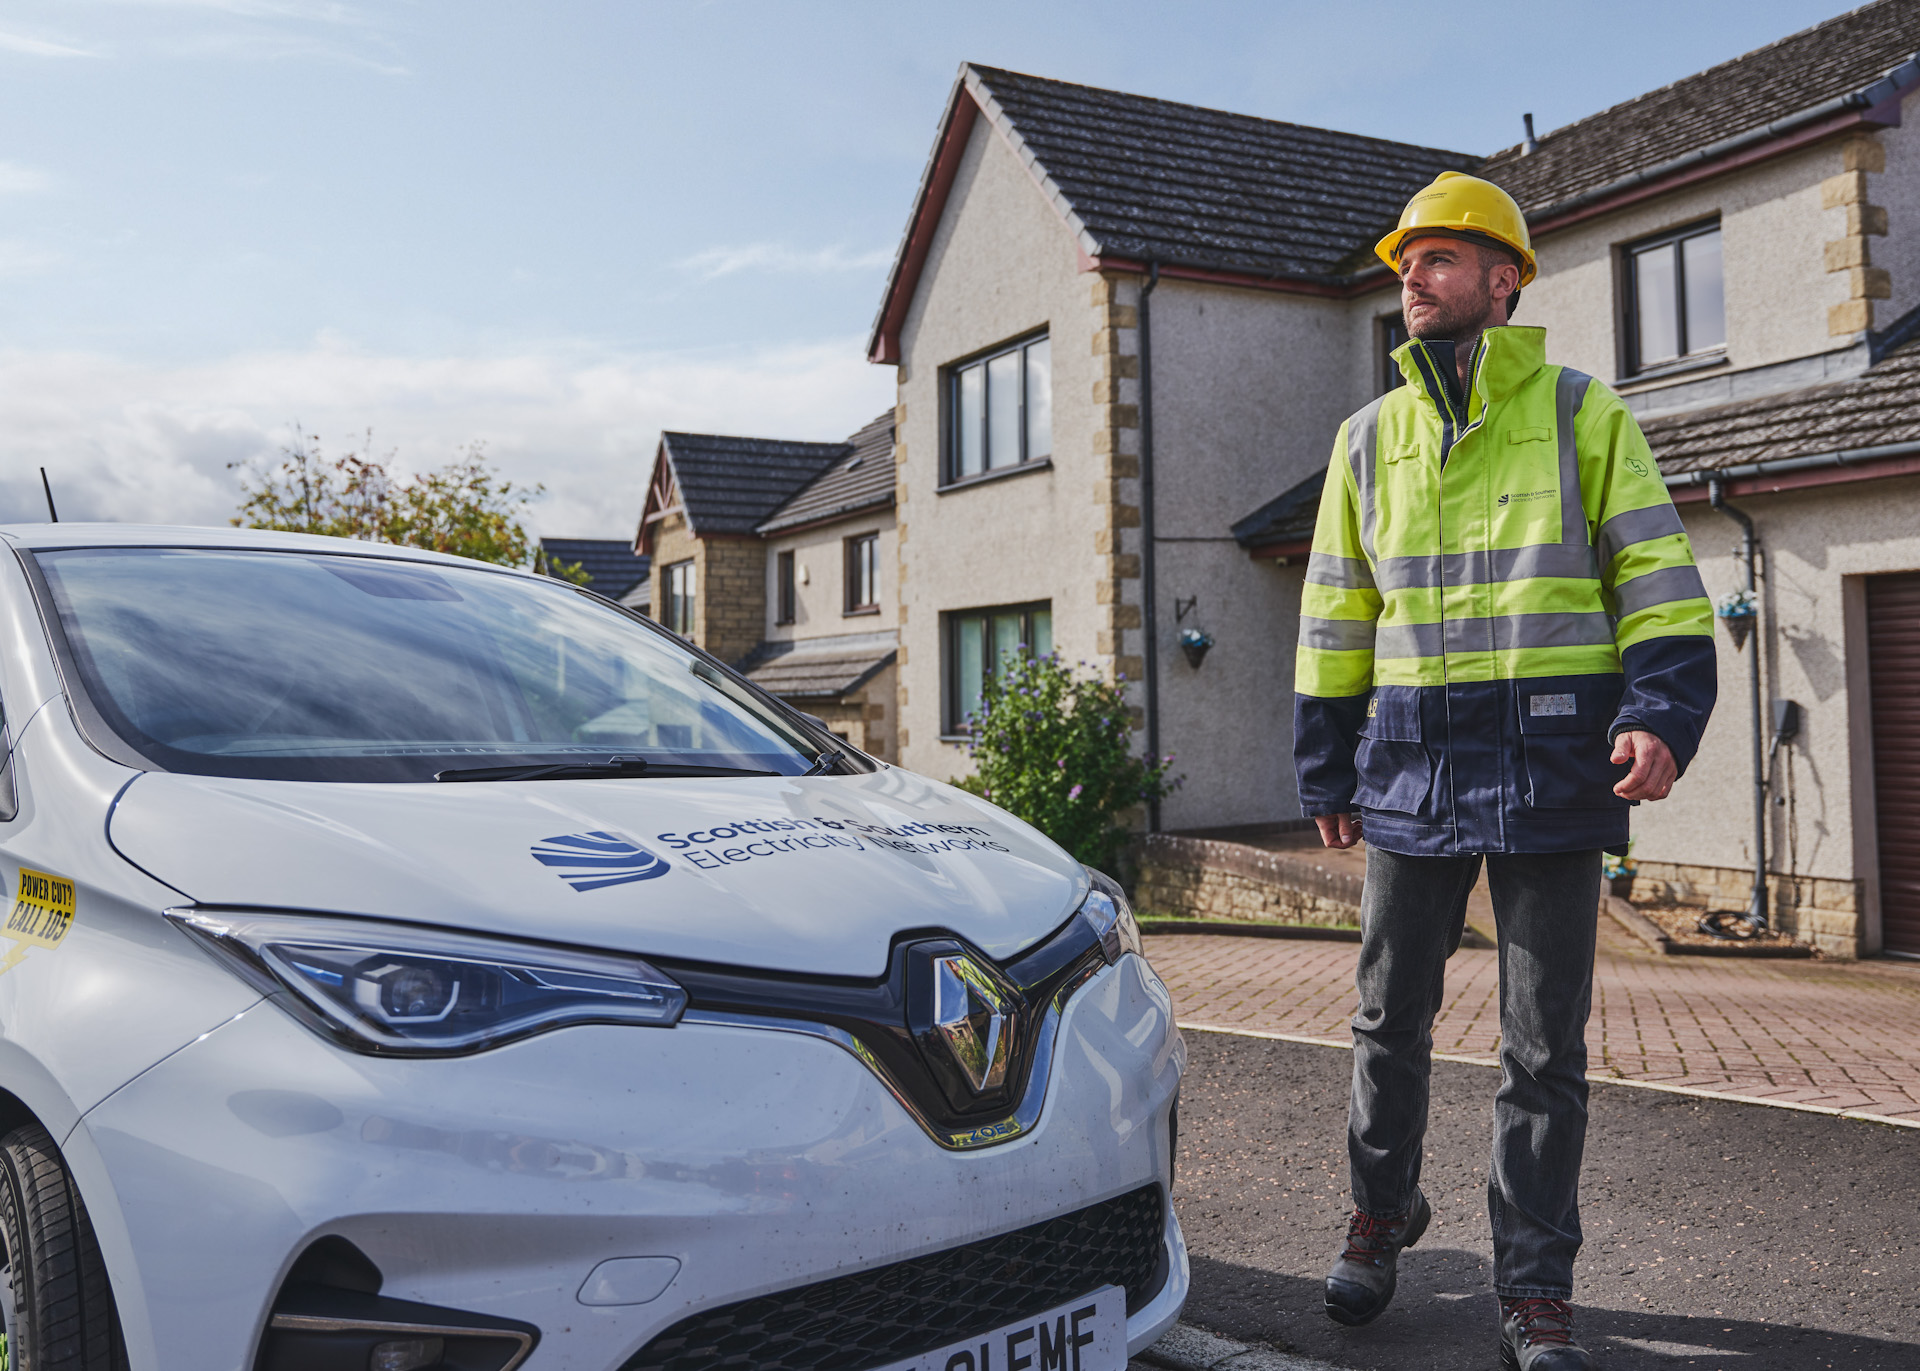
xmin=1323 ymin=1188 xmax=1429 ymax=1326
xmin=1498 ymin=1298 xmax=1597 ymax=1369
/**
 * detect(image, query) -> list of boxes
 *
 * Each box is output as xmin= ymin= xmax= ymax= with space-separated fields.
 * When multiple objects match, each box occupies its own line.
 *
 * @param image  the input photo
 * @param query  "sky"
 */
xmin=0 ymin=0 xmax=1858 ymax=538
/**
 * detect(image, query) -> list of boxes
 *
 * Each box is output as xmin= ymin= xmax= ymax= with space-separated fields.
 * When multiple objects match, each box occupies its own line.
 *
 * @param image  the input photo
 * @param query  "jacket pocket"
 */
xmin=1518 ymin=688 xmax=1630 ymax=809
xmin=1353 ymin=690 xmax=1433 ymax=816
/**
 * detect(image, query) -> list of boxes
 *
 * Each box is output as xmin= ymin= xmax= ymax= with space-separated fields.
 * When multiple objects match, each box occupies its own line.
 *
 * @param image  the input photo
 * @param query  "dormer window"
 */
xmin=1623 ymin=220 xmax=1725 ymax=377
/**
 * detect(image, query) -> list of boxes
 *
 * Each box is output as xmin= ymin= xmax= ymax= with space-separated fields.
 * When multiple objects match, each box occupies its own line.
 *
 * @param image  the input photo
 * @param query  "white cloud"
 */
xmin=0 ymin=338 xmax=897 ymax=541
xmin=0 ymin=29 xmax=99 ymax=58
xmin=0 ymin=163 xmax=52 ymax=195
xmin=676 ymin=243 xmax=895 ymax=282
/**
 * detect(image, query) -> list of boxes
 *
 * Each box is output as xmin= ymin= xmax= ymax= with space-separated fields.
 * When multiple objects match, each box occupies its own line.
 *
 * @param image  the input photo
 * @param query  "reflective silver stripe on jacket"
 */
xmin=1305 ymin=552 xmax=1376 ymax=590
xmin=1299 ymin=616 xmax=1379 ymax=652
xmin=1376 ymin=611 xmax=1617 ymax=659
xmin=1612 ymin=563 xmax=1708 ymax=617
xmin=1375 ymin=543 xmax=1600 ymax=591
xmin=1345 ymin=396 xmax=1388 ymax=563
xmin=1555 ymin=367 xmax=1593 ymax=546
xmin=1597 ymin=502 xmax=1686 ymax=566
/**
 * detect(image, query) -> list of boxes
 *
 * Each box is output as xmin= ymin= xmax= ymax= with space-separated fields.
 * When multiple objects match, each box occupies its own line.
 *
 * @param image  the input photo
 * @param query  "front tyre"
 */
xmin=0 ymin=1124 xmax=126 ymax=1371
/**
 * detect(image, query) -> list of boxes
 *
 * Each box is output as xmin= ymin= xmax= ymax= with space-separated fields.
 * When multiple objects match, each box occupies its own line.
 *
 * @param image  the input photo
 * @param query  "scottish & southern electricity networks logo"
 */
xmin=531 ymin=831 xmax=671 ymax=891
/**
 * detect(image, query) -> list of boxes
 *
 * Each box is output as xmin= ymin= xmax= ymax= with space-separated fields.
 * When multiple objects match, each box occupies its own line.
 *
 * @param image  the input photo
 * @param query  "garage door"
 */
xmin=1868 ymin=571 xmax=1920 ymax=957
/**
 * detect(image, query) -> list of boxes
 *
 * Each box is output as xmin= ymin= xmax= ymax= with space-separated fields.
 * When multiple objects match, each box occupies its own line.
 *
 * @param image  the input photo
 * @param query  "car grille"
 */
xmin=619 ymin=1184 xmax=1167 ymax=1371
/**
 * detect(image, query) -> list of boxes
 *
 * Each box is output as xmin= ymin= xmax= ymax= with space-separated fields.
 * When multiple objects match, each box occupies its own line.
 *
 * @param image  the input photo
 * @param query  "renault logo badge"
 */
xmin=931 ymin=954 xmax=1011 ymax=1094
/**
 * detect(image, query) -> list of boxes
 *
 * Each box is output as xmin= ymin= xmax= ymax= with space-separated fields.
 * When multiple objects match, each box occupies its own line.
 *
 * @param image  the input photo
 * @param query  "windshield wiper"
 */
xmin=434 ymin=756 xmax=778 ymax=783
xmin=803 ymin=748 xmax=846 ymax=777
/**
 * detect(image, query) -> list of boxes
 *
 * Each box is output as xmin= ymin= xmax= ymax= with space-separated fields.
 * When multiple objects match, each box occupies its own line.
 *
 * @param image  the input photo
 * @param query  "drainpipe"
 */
xmin=1139 ymin=262 xmax=1163 ymax=832
xmin=1709 ymin=477 xmax=1768 ymax=932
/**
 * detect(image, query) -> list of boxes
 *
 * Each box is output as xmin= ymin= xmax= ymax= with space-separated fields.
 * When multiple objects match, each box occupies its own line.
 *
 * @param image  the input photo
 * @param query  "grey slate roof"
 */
xmin=758 ymin=412 xmax=895 ymax=534
xmin=1483 ymin=1 xmax=1920 ymax=215
xmin=967 ymin=64 xmax=1479 ymax=283
xmin=661 ymin=432 xmax=850 ymax=537
xmin=1642 ymin=338 xmax=1920 ymax=476
xmin=537 ymin=538 xmax=650 ymax=599
xmin=738 ymin=632 xmax=898 ymax=700
xmin=1231 ymin=470 xmax=1325 ymax=551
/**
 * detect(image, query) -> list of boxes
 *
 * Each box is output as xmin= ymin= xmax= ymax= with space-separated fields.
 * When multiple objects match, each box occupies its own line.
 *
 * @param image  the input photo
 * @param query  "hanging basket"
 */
xmin=1719 ymin=612 xmax=1755 ymax=652
xmin=1179 ymin=628 xmax=1214 ymax=669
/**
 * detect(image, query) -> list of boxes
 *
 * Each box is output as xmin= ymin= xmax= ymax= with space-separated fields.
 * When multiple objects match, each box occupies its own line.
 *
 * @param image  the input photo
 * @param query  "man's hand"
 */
xmin=1314 ymin=813 xmax=1361 ymax=849
xmin=1611 ymin=730 xmax=1677 ymax=801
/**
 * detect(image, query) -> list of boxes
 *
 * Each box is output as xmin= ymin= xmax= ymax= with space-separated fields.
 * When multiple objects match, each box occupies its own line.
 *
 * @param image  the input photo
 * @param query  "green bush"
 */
xmin=955 ymin=652 xmax=1179 ymax=871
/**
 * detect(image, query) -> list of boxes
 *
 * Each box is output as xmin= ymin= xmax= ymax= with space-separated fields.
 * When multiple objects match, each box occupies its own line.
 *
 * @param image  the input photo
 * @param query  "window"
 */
xmin=947 ymin=333 xmax=1051 ymax=483
xmin=664 ymin=559 xmax=696 ymax=637
xmin=845 ymin=533 xmax=879 ymax=614
xmin=1378 ymin=312 xmax=1410 ymax=394
xmin=775 ymin=550 xmax=795 ymax=626
xmin=1623 ymin=221 xmax=1725 ymax=376
xmin=945 ymin=602 xmax=1053 ymax=735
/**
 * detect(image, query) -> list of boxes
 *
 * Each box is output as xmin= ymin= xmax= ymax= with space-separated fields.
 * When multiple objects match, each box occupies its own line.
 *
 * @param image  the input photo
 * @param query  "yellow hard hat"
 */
xmin=1376 ymin=171 xmax=1536 ymax=286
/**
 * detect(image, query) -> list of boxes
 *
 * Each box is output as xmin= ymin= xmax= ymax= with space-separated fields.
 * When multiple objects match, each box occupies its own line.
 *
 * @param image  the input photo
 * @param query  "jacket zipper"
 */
xmin=1411 ymin=335 xmax=1491 ymax=851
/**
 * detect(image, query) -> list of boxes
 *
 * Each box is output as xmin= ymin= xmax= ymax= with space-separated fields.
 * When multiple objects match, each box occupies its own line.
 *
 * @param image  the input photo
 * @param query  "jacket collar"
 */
xmin=1393 ymin=325 xmax=1548 ymax=424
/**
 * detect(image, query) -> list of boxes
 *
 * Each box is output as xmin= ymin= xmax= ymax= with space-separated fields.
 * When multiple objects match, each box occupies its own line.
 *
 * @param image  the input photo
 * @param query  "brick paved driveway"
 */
xmin=1150 ymin=924 xmax=1920 ymax=1126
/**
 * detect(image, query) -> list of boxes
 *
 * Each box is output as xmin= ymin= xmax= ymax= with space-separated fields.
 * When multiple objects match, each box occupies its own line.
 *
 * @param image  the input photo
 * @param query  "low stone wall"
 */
xmin=1624 ymin=860 xmax=1865 ymax=959
xmin=1133 ymin=833 xmax=1362 ymax=928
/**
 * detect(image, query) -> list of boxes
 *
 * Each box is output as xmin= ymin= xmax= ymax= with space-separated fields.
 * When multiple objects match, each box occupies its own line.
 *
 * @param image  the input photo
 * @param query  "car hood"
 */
xmin=108 ymin=768 xmax=1086 ymax=977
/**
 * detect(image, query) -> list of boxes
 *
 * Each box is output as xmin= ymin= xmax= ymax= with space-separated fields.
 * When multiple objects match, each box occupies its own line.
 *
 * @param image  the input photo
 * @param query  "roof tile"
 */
xmin=536 ymin=538 xmax=651 ymax=599
xmin=1484 ymin=1 xmax=1920 ymax=213
xmin=758 ymin=412 xmax=896 ymax=534
xmin=1642 ymin=339 xmax=1920 ymax=474
xmin=661 ymin=432 xmax=850 ymax=537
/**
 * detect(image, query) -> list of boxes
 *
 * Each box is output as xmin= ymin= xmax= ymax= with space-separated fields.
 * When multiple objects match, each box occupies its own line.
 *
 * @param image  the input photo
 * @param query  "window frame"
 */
xmin=774 ymin=549 xmax=795 ymax=626
xmin=942 ymin=600 xmax=1053 ymax=737
xmin=941 ymin=330 xmax=1052 ymax=488
xmin=843 ymin=533 xmax=880 ymax=615
xmin=663 ymin=558 xmax=696 ymax=637
xmin=1619 ymin=217 xmax=1726 ymax=380
xmin=1377 ymin=311 xmax=1410 ymax=395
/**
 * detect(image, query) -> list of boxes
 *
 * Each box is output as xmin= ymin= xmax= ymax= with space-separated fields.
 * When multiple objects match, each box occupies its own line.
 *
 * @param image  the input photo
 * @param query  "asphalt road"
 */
xmin=1166 ymin=1028 xmax=1920 ymax=1370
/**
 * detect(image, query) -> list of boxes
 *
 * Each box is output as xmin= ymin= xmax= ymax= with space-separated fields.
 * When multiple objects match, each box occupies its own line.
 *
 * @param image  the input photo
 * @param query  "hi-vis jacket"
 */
xmin=1292 ymin=326 xmax=1716 ymax=856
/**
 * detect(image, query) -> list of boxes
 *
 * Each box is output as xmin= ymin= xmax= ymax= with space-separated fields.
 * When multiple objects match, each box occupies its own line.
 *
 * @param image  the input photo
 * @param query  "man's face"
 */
xmin=1398 ymin=236 xmax=1515 ymax=341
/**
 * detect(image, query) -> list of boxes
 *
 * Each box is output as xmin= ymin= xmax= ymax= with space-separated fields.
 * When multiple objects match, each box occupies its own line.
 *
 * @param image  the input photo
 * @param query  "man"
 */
xmin=1293 ymin=171 xmax=1716 ymax=1370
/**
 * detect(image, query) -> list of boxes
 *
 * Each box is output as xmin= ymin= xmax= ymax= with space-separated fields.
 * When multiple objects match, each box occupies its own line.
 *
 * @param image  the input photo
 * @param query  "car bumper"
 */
xmin=78 ymin=953 xmax=1185 ymax=1371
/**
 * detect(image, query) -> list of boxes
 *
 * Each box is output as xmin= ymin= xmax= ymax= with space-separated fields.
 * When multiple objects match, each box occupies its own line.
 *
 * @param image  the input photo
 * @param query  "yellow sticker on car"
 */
xmin=0 ymin=868 xmax=76 ymax=974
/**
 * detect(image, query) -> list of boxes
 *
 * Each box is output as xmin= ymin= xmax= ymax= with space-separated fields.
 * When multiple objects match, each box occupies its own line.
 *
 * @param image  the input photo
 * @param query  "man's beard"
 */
xmin=1407 ymin=281 xmax=1494 ymax=342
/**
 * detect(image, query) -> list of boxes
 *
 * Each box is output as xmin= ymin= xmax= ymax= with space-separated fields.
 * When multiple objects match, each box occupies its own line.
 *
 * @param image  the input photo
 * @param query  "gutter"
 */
xmin=755 ymin=494 xmax=895 ymax=539
xmin=1524 ymin=55 xmax=1919 ymax=234
xmin=1664 ymin=439 xmax=1920 ymax=501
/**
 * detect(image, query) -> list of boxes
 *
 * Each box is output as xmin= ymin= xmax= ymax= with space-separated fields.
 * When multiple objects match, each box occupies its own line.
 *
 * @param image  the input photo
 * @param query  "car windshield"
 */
xmin=34 ymin=547 xmax=828 ymax=783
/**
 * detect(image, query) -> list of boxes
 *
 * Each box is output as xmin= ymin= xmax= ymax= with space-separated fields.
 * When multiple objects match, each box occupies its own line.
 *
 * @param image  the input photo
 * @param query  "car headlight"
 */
xmin=167 ymin=910 xmax=687 ymax=1057
xmin=1080 ymin=867 xmax=1145 ymax=964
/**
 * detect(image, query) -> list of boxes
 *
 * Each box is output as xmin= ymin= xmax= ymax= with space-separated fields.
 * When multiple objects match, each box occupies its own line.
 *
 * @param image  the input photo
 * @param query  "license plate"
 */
xmin=867 ymin=1284 xmax=1128 ymax=1371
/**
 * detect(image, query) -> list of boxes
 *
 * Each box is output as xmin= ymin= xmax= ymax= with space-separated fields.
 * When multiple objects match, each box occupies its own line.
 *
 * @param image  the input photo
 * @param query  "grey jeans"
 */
xmin=1347 ymin=845 xmax=1601 ymax=1298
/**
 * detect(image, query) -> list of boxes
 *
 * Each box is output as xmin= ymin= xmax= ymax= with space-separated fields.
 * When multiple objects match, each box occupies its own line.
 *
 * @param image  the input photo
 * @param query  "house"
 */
xmin=864 ymin=1 xmax=1920 ymax=957
xmin=635 ymin=414 xmax=900 ymax=759
xmin=535 ymin=537 xmax=651 ymax=608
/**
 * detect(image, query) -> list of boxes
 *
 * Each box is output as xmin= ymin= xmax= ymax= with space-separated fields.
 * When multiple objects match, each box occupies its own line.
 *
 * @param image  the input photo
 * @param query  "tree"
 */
xmin=232 ymin=428 xmax=557 ymax=571
xmin=956 ymin=652 xmax=1179 ymax=872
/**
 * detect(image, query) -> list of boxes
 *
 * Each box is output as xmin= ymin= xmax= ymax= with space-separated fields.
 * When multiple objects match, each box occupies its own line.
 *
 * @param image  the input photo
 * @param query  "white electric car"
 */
xmin=0 ymin=524 xmax=1185 ymax=1371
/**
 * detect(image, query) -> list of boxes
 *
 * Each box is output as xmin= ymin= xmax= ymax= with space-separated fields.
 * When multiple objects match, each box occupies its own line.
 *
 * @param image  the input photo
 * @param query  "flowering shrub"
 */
xmin=1600 ymin=841 xmax=1637 ymax=883
xmin=955 ymin=651 xmax=1179 ymax=870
